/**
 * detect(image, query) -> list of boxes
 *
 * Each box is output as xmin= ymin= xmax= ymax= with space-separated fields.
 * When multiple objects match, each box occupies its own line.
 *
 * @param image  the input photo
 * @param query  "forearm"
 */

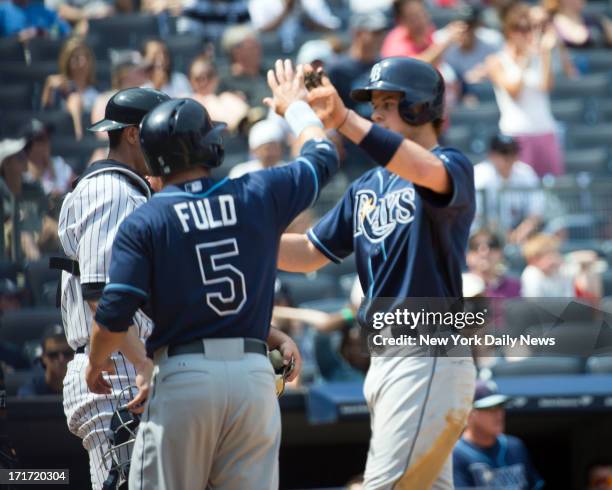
xmin=338 ymin=111 xmax=450 ymax=193
xmin=278 ymin=233 xmax=329 ymax=272
xmin=89 ymin=322 xmax=127 ymax=369
xmin=118 ymin=326 xmax=148 ymax=369
xmin=416 ymin=41 xmax=451 ymax=66
xmin=58 ymin=4 xmax=86 ymax=22
xmin=540 ymin=50 xmax=554 ymax=92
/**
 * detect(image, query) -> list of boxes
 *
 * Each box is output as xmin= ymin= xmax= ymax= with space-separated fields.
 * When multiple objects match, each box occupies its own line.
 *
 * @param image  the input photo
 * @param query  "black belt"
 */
xmin=76 ymin=346 xmax=86 ymax=354
xmin=167 ymin=338 xmax=267 ymax=357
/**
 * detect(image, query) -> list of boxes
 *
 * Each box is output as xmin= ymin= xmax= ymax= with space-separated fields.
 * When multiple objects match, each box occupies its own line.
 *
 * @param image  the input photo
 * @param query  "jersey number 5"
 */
xmin=196 ymin=239 xmax=247 ymax=316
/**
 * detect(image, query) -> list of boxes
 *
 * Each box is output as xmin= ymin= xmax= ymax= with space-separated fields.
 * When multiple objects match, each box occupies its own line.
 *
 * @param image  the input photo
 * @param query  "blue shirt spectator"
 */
xmin=0 ymin=0 xmax=70 ymax=39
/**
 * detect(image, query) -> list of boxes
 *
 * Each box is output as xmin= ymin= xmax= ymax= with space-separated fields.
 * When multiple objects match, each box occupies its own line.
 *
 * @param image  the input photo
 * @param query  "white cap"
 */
xmin=248 ymin=120 xmax=285 ymax=150
xmin=0 ymin=138 xmax=27 ymax=166
xmin=296 ymin=40 xmax=333 ymax=66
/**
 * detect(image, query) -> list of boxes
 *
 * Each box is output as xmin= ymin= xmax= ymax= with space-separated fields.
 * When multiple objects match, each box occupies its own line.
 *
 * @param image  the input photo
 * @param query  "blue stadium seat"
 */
xmin=165 ymin=35 xmax=207 ymax=74
xmin=564 ymin=147 xmax=609 ymax=174
xmin=551 ymin=99 xmax=585 ymax=124
xmin=27 ymin=38 xmax=65 ymax=63
xmin=87 ymin=14 xmax=161 ymax=52
xmin=0 ymin=84 xmax=34 ymax=112
xmin=490 ymin=357 xmax=585 ymax=376
xmin=299 ymin=297 xmax=348 ymax=312
xmin=0 ymin=308 xmax=62 ymax=348
xmin=568 ymin=123 xmax=612 ymax=149
xmin=442 ymin=125 xmax=470 ymax=152
xmin=277 ymin=272 xmax=338 ymax=305
xmin=24 ymin=258 xmax=61 ymax=307
xmin=0 ymin=38 xmax=26 ymax=63
xmin=1 ymin=110 xmax=75 ymax=140
xmin=552 ymin=73 xmax=610 ymax=101
xmin=574 ymin=49 xmax=612 ymax=74
xmin=5 ymin=368 xmax=43 ymax=396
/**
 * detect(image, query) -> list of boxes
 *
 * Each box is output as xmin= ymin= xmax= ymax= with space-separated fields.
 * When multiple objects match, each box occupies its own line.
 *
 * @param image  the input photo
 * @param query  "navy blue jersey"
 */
xmin=95 ymin=139 xmax=338 ymax=353
xmin=453 ymin=434 xmax=545 ymax=489
xmin=308 ymin=147 xmax=475 ymax=299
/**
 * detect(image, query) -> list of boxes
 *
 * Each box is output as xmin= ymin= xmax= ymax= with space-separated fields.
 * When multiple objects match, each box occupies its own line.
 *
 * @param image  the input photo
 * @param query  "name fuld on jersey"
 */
xmin=174 ymin=194 xmax=237 ymax=233
xmin=354 ymin=187 xmax=416 ymax=243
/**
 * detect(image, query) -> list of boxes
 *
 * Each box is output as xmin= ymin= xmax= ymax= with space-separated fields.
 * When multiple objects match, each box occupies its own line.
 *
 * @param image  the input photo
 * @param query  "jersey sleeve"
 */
xmin=452 ymin=443 xmax=476 ymax=489
xmin=76 ymin=176 xmax=145 ymax=299
xmin=307 ymin=184 xmax=355 ymax=264
xmin=255 ymin=137 xmax=339 ymax=232
xmin=95 ymin=214 xmax=152 ymax=333
xmin=414 ymin=149 xmax=475 ymax=213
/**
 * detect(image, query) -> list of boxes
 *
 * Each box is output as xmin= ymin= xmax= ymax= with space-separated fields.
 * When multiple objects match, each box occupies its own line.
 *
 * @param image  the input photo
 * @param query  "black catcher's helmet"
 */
xmin=350 ymin=57 xmax=445 ymax=126
xmin=139 ymin=98 xmax=226 ymax=176
xmin=89 ymin=88 xmax=170 ymax=132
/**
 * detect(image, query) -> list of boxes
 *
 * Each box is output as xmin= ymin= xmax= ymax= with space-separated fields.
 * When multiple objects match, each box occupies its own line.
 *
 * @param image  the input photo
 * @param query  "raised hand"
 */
xmin=306 ymin=68 xmax=349 ymax=130
xmin=264 ymin=59 xmax=308 ymax=116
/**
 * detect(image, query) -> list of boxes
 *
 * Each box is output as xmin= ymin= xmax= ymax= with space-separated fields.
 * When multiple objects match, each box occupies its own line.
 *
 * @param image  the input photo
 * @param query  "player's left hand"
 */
xmin=278 ymin=336 xmax=302 ymax=382
xmin=85 ymin=358 xmax=116 ymax=394
xmin=126 ymin=357 xmax=154 ymax=414
xmin=264 ymin=59 xmax=308 ymax=116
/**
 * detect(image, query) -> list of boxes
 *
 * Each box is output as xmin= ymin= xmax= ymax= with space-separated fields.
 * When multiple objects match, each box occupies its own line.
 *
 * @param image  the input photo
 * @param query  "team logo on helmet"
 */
xmin=369 ymin=63 xmax=382 ymax=83
xmin=354 ymin=186 xmax=415 ymax=243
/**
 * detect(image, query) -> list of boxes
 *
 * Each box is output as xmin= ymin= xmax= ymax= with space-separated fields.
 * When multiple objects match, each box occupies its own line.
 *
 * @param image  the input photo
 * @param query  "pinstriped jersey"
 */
xmin=57 ymin=160 xmax=154 ymax=350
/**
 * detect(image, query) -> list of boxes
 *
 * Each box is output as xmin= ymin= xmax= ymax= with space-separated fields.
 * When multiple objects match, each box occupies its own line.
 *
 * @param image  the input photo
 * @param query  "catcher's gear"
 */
xmin=139 ymin=98 xmax=227 ymax=176
xmin=268 ymin=349 xmax=295 ymax=397
xmin=350 ymin=57 xmax=445 ymax=126
xmin=101 ymin=388 xmax=141 ymax=490
xmin=89 ymin=87 xmax=170 ymax=133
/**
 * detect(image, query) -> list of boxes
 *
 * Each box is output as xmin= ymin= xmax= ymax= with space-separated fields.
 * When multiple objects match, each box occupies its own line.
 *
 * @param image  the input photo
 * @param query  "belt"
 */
xmin=167 ymin=338 xmax=267 ymax=358
xmin=75 ymin=346 xmax=86 ymax=354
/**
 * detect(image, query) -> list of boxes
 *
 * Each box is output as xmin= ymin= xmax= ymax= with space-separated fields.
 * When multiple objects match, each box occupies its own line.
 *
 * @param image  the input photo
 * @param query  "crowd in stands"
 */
xmin=1 ymin=0 xmax=612 ymax=461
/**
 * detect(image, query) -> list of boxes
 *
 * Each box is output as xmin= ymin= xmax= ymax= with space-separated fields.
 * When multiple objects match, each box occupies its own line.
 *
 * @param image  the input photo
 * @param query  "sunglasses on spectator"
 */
xmin=470 ymin=238 xmax=501 ymax=251
xmin=45 ymin=349 xmax=74 ymax=360
xmin=512 ymin=23 xmax=532 ymax=33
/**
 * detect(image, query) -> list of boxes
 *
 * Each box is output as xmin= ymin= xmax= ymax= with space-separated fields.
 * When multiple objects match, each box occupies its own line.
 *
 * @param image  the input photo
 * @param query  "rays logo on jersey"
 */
xmin=354 ymin=188 xmax=415 ymax=243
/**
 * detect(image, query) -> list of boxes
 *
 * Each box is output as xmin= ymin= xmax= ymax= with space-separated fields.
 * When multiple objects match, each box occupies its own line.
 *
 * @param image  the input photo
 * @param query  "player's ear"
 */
xmin=127 ymin=126 xmax=140 ymax=145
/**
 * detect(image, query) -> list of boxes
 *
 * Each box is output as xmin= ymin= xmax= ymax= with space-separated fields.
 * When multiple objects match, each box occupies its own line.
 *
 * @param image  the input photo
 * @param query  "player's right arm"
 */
xmin=277 ymin=233 xmax=329 ymax=272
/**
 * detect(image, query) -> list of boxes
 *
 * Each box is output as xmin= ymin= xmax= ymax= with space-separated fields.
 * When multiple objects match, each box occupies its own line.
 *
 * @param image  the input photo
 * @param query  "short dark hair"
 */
xmin=489 ymin=133 xmax=520 ymax=155
xmin=41 ymin=324 xmax=67 ymax=353
xmin=108 ymin=129 xmax=125 ymax=149
xmin=469 ymin=229 xmax=503 ymax=251
xmin=393 ymin=0 xmax=422 ymax=18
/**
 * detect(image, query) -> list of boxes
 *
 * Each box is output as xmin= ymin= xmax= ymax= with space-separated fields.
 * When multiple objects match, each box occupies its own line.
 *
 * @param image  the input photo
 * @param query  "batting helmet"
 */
xmin=101 ymin=395 xmax=140 ymax=490
xmin=139 ymin=98 xmax=226 ymax=176
xmin=350 ymin=57 xmax=445 ymax=126
xmin=89 ymin=87 xmax=170 ymax=133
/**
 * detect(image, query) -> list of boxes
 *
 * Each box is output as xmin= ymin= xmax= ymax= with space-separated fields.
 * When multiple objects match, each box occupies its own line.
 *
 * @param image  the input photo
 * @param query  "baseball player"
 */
xmin=55 ymin=87 xmax=170 ymax=490
xmin=85 ymin=60 xmax=338 ymax=489
xmin=278 ymin=57 xmax=477 ymax=489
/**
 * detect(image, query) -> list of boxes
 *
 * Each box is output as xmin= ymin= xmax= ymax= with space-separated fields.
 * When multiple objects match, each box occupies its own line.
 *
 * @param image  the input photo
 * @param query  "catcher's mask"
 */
xmin=102 ymin=387 xmax=141 ymax=490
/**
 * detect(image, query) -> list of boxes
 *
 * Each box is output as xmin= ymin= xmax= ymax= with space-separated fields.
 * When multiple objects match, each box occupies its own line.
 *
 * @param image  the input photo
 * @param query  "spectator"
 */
xmin=434 ymin=6 xmax=503 ymax=97
xmin=218 ymin=25 xmax=268 ymax=110
xmin=175 ymin=0 xmax=250 ymax=38
xmin=467 ymin=230 xmax=521 ymax=299
xmin=381 ymin=0 xmax=466 ymax=65
xmin=229 ymin=120 xmax=285 ymax=178
xmin=484 ymin=2 xmax=564 ymax=177
xmin=530 ymin=5 xmax=578 ymax=77
xmin=41 ymin=37 xmax=99 ymax=140
xmin=21 ymin=119 xmax=74 ymax=198
xmin=44 ymin=0 xmax=115 ymax=33
xmin=0 ymin=0 xmax=70 ymax=40
xmin=0 ymin=137 xmax=48 ymax=260
xmin=295 ymin=39 xmax=334 ymax=69
xmin=17 ymin=325 xmax=72 ymax=397
xmin=326 ymin=12 xmax=387 ymax=118
xmin=249 ymin=0 xmax=341 ymax=52
xmin=544 ymin=0 xmax=612 ymax=48
xmin=521 ymin=233 xmax=574 ymax=297
xmin=142 ymin=39 xmax=191 ymax=97
xmin=187 ymin=55 xmax=249 ymax=133
xmin=587 ymin=463 xmax=612 ymax=490
xmin=0 ymin=278 xmax=23 ymax=314
xmin=474 ymin=134 xmax=543 ymax=243
xmin=453 ymin=380 xmax=544 ymax=489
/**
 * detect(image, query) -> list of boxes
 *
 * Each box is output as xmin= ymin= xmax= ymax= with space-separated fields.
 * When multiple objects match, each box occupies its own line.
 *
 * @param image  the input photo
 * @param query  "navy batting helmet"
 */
xmin=350 ymin=57 xmax=445 ymax=126
xmin=139 ymin=98 xmax=226 ymax=176
xmin=89 ymin=87 xmax=170 ymax=132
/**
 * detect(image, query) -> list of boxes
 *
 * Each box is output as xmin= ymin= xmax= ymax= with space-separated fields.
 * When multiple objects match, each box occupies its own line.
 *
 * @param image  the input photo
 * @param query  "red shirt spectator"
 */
xmin=381 ymin=0 xmax=435 ymax=58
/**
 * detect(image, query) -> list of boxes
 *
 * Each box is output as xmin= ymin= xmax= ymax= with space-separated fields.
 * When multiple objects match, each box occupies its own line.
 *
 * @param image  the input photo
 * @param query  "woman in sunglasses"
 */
xmin=484 ymin=2 xmax=564 ymax=178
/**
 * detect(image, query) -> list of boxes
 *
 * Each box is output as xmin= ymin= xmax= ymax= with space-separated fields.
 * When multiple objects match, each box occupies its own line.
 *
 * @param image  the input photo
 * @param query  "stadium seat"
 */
xmin=576 ymin=49 xmax=612 ymax=74
xmin=52 ymin=136 xmax=107 ymax=175
xmin=277 ymin=272 xmax=338 ymax=305
xmin=552 ymin=73 xmax=609 ymax=101
xmin=0 ymin=61 xmax=57 ymax=85
xmin=568 ymin=123 xmax=612 ymax=149
xmin=564 ymin=147 xmax=609 ymax=174
xmin=0 ymin=84 xmax=34 ymax=112
xmin=26 ymin=38 xmax=65 ymax=63
xmin=4 ymin=368 xmax=42 ymax=396
xmin=0 ymin=260 xmax=20 ymax=282
xmin=320 ymin=260 xmax=357 ymax=279
xmin=449 ymin=103 xmax=500 ymax=154
xmin=24 ymin=258 xmax=61 ymax=307
xmin=299 ymin=297 xmax=348 ymax=312
xmin=602 ymin=270 xmax=612 ymax=297
xmin=87 ymin=14 xmax=160 ymax=52
xmin=0 ymin=38 xmax=26 ymax=63
xmin=0 ymin=308 xmax=62 ymax=348
xmin=442 ymin=125 xmax=470 ymax=151
xmin=429 ymin=8 xmax=461 ymax=28
xmin=551 ymin=99 xmax=585 ymax=124
xmin=165 ymin=35 xmax=207 ymax=74
xmin=586 ymin=355 xmax=612 ymax=374
xmin=1 ymin=111 xmax=75 ymax=141
xmin=490 ymin=356 xmax=584 ymax=376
